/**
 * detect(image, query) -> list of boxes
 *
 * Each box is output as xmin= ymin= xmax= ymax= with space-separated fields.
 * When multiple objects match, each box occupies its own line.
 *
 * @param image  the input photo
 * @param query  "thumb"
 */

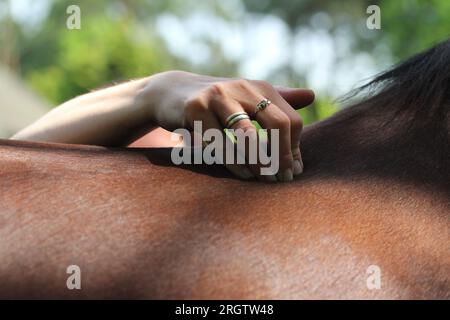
xmin=275 ymin=86 xmax=315 ymax=109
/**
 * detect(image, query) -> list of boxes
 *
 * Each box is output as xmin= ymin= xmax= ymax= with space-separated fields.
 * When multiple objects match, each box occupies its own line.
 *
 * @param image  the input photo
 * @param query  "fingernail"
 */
xmin=283 ymin=168 xmax=293 ymax=182
xmin=293 ymin=160 xmax=303 ymax=175
xmin=277 ymin=169 xmax=293 ymax=182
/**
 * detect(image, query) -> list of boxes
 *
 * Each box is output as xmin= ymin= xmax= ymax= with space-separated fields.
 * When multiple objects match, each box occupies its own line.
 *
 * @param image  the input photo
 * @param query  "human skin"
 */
xmin=11 ymin=71 xmax=315 ymax=182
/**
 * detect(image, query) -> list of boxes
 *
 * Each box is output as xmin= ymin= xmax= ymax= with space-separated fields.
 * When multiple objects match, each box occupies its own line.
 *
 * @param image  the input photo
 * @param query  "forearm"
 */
xmin=11 ymin=77 xmax=154 ymax=146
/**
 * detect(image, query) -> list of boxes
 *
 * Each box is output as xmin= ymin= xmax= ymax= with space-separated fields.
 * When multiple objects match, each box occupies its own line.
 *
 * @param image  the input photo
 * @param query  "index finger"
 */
xmin=274 ymin=86 xmax=315 ymax=109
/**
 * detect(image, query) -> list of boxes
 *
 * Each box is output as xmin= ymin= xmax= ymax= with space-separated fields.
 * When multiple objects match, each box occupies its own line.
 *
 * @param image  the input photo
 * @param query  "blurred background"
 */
xmin=0 ymin=0 xmax=449 ymax=138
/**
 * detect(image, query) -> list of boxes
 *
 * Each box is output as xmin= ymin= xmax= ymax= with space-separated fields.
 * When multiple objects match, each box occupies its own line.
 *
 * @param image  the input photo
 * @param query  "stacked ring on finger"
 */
xmin=225 ymin=111 xmax=250 ymax=128
xmin=255 ymin=98 xmax=271 ymax=115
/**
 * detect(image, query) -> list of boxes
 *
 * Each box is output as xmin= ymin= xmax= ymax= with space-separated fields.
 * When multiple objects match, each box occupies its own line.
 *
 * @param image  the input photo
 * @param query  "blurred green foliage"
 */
xmin=1 ymin=0 xmax=449 ymax=125
xmin=26 ymin=16 xmax=173 ymax=103
xmin=380 ymin=0 xmax=450 ymax=59
xmin=7 ymin=0 xmax=184 ymax=105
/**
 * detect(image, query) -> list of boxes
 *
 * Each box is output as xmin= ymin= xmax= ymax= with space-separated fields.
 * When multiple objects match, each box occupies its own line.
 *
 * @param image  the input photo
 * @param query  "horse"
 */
xmin=0 ymin=39 xmax=449 ymax=299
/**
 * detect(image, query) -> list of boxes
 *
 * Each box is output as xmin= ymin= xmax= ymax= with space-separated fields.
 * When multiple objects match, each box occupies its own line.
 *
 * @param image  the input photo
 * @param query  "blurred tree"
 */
xmin=25 ymin=16 xmax=175 ymax=104
xmin=0 ymin=0 xmax=21 ymax=70
xmin=11 ymin=0 xmax=185 ymax=105
xmin=1 ymin=0 xmax=243 ymax=106
xmin=243 ymin=0 xmax=450 ymax=61
xmin=242 ymin=0 xmax=450 ymax=123
xmin=1 ymin=0 xmax=449 ymax=123
xmin=380 ymin=0 xmax=450 ymax=60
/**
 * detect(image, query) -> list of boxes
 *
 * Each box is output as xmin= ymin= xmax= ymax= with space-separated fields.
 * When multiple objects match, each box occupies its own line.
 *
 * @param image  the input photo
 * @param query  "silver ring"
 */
xmin=225 ymin=112 xmax=250 ymax=128
xmin=255 ymin=98 xmax=271 ymax=115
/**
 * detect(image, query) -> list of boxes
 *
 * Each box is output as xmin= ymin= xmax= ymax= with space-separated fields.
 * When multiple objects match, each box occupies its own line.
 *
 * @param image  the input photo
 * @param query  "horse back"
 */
xmin=0 ymin=139 xmax=448 ymax=299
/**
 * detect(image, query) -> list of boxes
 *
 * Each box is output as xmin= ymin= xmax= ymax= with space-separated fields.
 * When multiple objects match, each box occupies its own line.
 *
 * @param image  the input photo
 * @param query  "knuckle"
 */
xmin=208 ymin=83 xmax=227 ymax=97
xmin=290 ymin=113 xmax=303 ymax=132
xmin=271 ymin=113 xmax=291 ymax=129
xmin=185 ymin=96 xmax=208 ymax=115
xmin=292 ymin=147 xmax=301 ymax=159
xmin=252 ymin=79 xmax=275 ymax=92
xmin=279 ymin=153 xmax=294 ymax=166
xmin=233 ymin=79 xmax=253 ymax=90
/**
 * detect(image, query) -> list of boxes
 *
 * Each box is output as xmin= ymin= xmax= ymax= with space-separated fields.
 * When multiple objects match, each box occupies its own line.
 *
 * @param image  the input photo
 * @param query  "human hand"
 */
xmin=138 ymin=70 xmax=314 ymax=182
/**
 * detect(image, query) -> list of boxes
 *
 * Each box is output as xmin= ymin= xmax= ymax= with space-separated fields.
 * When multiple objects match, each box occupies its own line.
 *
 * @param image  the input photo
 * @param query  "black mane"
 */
xmin=344 ymin=38 xmax=450 ymax=126
xmin=303 ymin=39 xmax=450 ymax=193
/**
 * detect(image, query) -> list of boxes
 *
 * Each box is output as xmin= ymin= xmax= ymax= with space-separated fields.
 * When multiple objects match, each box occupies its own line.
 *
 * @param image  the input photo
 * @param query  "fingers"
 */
xmin=209 ymin=94 xmax=275 ymax=182
xmin=274 ymin=86 xmax=315 ymax=109
xmin=186 ymin=107 xmax=255 ymax=180
xmin=271 ymin=99 xmax=303 ymax=176
xmin=226 ymin=109 xmax=277 ymax=183
xmin=227 ymin=80 xmax=299 ymax=181
xmin=253 ymin=83 xmax=306 ymax=176
xmin=252 ymin=100 xmax=295 ymax=181
xmin=183 ymin=78 xmax=314 ymax=182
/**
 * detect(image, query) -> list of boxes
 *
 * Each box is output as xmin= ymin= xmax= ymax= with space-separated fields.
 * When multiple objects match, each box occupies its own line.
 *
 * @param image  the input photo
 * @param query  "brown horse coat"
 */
xmin=0 ymin=41 xmax=449 ymax=299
